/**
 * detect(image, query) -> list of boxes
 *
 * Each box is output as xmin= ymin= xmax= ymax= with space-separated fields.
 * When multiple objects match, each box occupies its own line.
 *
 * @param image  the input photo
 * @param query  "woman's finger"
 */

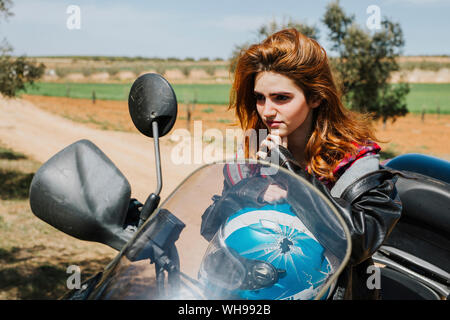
xmin=267 ymin=134 xmax=282 ymax=145
xmin=263 ymin=184 xmax=288 ymax=202
xmin=281 ymin=136 xmax=288 ymax=148
xmin=260 ymin=139 xmax=276 ymax=150
xmin=256 ymin=150 xmax=267 ymax=159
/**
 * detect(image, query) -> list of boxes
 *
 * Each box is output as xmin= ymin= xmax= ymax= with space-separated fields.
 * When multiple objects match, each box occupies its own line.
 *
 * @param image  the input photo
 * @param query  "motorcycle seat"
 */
xmin=385 ymin=153 xmax=450 ymax=184
xmin=392 ymin=172 xmax=450 ymax=235
xmin=385 ymin=154 xmax=450 ymax=235
xmin=383 ymin=160 xmax=450 ymax=273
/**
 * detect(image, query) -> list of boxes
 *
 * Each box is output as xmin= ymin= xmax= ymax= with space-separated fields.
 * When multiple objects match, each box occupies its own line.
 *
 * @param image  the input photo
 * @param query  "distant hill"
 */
xmin=29 ymin=55 xmax=450 ymax=84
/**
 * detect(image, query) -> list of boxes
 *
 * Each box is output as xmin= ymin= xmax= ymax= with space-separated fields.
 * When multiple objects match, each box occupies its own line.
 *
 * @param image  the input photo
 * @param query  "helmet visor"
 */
xmin=198 ymin=227 xmax=247 ymax=292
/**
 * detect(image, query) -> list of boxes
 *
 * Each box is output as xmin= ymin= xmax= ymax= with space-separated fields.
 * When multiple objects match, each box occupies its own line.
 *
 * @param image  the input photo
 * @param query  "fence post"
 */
xmin=186 ymin=102 xmax=192 ymax=133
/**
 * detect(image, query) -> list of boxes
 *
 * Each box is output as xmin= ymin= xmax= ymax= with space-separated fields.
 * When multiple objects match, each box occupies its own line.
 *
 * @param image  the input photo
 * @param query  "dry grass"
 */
xmin=21 ymin=94 xmax=239 ymax=134
xmin=0 ymin=143 xmax=116 ymax=300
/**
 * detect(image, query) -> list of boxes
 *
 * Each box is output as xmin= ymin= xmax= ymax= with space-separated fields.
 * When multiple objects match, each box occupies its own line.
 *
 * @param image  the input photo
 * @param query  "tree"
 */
xmin=0 ymin=0 xmax=45 ymax=97
xmin=323 ymin=0 xmax=409 ymax=123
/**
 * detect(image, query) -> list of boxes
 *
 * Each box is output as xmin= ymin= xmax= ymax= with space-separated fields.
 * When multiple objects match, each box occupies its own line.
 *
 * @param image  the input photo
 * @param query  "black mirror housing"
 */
xmin=128 ymin=73 xmax=178 ymax=138
xmin=29 ymin=140 xmax=134 ymax=251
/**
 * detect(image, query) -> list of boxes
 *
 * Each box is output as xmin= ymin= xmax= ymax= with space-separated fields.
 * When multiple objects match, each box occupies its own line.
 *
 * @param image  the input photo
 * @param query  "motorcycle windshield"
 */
xmin=90 ymin=161 xmax=352 ymax=300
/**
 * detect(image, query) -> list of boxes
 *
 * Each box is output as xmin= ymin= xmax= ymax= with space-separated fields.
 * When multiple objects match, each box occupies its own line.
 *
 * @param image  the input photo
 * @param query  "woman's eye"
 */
xmin=276 ymin=95 xmax=289 ymax=101
xmin=255 ymin=94 xmax=265 ymax=101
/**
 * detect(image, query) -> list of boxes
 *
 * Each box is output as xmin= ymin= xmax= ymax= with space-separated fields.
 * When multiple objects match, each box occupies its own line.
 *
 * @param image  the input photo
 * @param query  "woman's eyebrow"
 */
xmin=253 ymin=91 xmax=292 ymax=96
xmin=270 ymin=92 xmax=292 ymax=95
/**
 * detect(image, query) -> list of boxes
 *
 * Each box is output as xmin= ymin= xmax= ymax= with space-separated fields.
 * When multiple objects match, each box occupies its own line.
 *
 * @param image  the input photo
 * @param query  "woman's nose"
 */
xmin=262 ymin=101 xmax=277 ymax=118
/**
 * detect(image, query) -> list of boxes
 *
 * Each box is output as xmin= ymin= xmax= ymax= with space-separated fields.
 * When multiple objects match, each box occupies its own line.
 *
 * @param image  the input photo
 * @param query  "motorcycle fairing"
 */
xmin=87 ymin=161 xmax=352 ymax=300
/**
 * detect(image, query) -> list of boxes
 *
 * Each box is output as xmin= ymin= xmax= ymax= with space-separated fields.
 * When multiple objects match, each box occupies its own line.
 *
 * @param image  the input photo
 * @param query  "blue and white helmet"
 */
xmin=198 ymin=203 xmax=336 ymax=300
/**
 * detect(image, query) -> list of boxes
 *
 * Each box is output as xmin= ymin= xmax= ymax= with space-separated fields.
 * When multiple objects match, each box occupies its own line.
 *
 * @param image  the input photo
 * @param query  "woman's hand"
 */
xmin=256 ymin=131 xmax=288 ymax=202
xmin=261 ymin=184 xmax=287 ymax=203
xmin=256 ymin=132 xmax=288 ymax=160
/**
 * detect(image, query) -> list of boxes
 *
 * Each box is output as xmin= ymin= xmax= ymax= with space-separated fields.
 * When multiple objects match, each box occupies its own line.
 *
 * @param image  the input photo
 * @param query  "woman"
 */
xmin=201 ymin=28 xmax=402 ymax=299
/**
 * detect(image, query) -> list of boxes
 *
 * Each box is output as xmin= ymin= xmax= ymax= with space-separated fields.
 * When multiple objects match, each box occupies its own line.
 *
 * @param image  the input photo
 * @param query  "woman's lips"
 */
xmin=267 ymin=121 xmax=282 ymax=128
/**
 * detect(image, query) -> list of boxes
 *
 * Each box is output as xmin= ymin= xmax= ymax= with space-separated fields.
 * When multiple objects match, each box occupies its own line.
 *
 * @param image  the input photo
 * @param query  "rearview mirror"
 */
xmin=29 ymin=140 xmax=134 ymax=251
xmin=127 ymin=73 xmax=178 ymax=218
xmin=128 ymin=73 xmax=178 ymax=138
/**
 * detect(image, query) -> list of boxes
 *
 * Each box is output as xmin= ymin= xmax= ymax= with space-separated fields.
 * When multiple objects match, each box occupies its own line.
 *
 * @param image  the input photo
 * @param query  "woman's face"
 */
xmin=254 ymin=71 xmax=319 ymax=138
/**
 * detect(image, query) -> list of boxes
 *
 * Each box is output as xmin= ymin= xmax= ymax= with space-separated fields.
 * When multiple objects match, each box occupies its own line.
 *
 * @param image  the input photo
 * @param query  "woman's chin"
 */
xmin=269 ymin=129 xmax=288 ymax=138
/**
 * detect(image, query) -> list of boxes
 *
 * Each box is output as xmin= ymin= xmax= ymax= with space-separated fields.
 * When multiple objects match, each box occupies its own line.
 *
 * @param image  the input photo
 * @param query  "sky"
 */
xmin=1 ymin=0 xmax=449 ymax=59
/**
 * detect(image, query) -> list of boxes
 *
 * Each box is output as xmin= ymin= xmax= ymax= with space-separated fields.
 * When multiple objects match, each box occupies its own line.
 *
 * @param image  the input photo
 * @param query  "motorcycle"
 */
xmin=28 ymin=73 xmax=449 ymax=300
xmin=372 ymin=153 xmax=450 ymax=300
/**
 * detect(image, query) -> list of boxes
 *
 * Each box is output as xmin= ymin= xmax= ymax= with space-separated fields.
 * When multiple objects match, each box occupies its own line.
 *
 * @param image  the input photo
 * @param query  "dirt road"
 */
xmin=0 ymin=96 xmax=206 ymax=202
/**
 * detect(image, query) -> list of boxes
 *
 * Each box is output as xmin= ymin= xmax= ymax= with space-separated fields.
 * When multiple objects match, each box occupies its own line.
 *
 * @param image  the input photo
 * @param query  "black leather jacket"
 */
xmin=201 ymin=146 xmax=402 ymax=300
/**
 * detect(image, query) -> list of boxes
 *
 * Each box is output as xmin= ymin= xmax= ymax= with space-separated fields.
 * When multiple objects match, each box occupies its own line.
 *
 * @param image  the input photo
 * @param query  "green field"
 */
xmin=21 ymin=82 xmax=450 ymax=113
xmin=404 ymin=83 xmax=450 ymax=114
xmin=21 ymin=82 xmax=232 ymax=105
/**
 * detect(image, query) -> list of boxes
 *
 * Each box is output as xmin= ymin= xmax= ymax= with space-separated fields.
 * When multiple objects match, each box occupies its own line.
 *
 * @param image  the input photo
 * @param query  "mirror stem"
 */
xmin=152 ymin=121 xmax=163 ymax=196
xmin=137 ymin=121 xmax=163 ymax=227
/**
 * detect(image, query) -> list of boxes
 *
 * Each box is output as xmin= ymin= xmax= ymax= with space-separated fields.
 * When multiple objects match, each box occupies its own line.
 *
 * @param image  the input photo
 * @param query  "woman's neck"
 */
xmin=287 ymin=110 xmax=314 ymax=167
xmin=288 ymin=138 xmax=309 ymax=167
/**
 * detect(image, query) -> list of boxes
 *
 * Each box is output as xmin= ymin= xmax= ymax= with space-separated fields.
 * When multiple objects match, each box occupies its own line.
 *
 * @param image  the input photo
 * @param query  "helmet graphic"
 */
xmin=198 ymin=203 xmax=336 ymax=300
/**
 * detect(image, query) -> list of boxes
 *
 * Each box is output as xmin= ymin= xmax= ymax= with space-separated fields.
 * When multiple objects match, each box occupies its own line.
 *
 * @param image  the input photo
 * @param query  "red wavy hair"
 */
xmin=230 ymin=28 xmax=379 ymax=182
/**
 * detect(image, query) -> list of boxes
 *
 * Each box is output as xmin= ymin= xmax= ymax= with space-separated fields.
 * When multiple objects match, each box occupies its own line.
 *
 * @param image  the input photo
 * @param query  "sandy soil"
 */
xmin=0 ymin=96 xmax=210 ymax=202
xmin=376 ymin=114 xmax=450 ymax=161
xmin=20 ymin=94 xmax=239 ymax=134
